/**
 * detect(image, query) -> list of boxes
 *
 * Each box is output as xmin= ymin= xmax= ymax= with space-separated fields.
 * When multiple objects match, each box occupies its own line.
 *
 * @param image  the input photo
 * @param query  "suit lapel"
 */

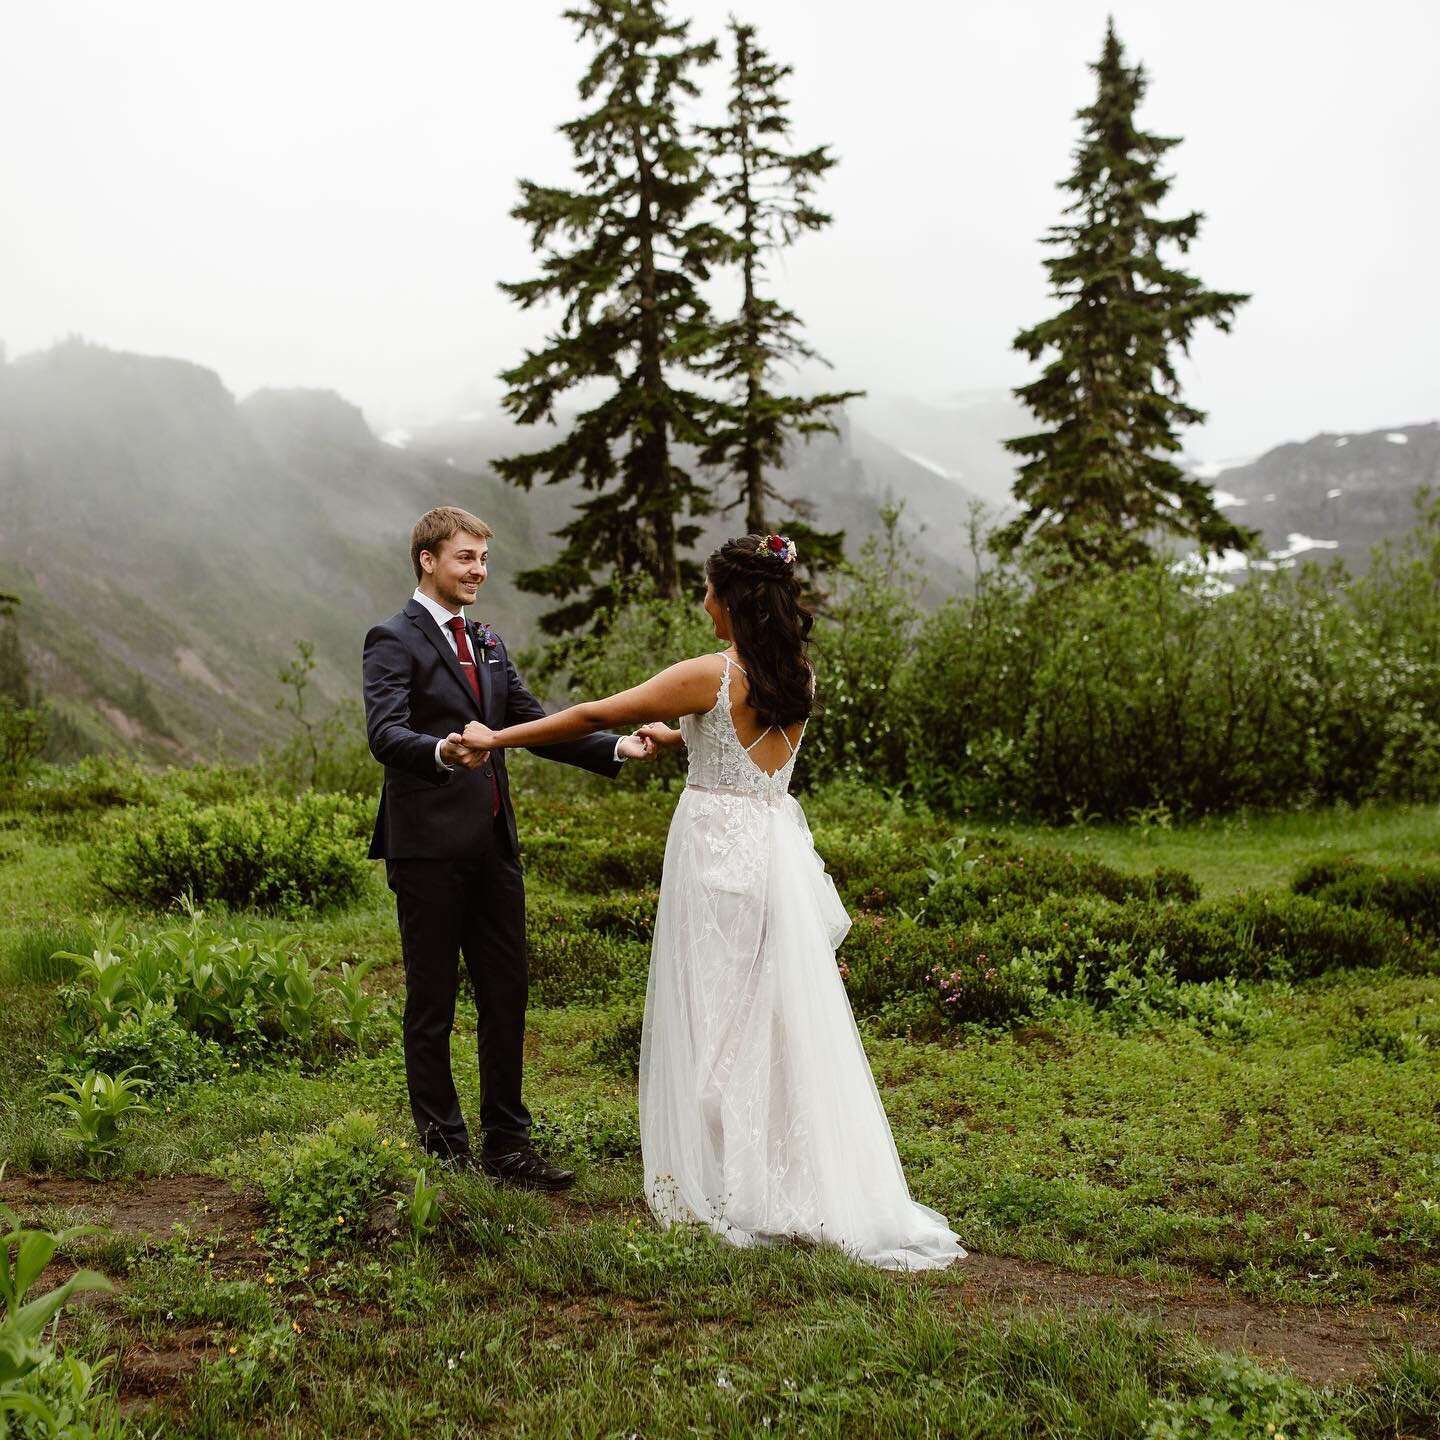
xmin=406 ymin=600 xmax=482 ymax=716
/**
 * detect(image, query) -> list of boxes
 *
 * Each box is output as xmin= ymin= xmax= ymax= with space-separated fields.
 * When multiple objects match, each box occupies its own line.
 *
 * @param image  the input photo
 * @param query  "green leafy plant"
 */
xmin=328 ymin=957 xmax=388 ymax=1050
xmin=54 ymin=910 xmax=384 ymax=1066
xmin=44 ymin=1069 xmax=152 ymax=1161
xmin=1144 ymin=1353 xmax=1353 ymax=1439
xmin=0 ymin=1184 xmax=114 ymax=1436
xmin=406 ymin=1169 xmax=442 ymax=1247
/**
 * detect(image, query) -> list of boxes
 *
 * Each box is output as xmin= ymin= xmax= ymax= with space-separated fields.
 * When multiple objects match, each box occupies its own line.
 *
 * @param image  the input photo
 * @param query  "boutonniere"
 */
xmin=474 ymin=622 xmax=499 ymax=652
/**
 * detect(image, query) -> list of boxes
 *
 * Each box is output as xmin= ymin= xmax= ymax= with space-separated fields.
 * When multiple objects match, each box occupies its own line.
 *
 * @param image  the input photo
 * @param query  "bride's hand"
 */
xmin=637 ymin=722 xmax=684 ymax=751
xmin=462 ymin=720 xmax=499 ymax=752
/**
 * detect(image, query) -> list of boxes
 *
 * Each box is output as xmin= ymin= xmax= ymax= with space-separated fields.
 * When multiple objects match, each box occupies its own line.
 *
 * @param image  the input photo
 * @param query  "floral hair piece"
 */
xmin=757 ymin=534 xmax=798 ymax=564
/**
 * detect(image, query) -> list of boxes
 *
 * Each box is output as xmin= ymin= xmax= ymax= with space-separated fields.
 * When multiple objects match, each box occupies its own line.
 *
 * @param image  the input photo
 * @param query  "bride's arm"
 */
xmin=460 ymin=657 xmax=720 ymax=752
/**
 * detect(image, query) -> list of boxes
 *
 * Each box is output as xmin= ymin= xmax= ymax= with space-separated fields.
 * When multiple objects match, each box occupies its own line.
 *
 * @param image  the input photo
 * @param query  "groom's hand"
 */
xmin=441 ymin=732 xmax=489 ymax=770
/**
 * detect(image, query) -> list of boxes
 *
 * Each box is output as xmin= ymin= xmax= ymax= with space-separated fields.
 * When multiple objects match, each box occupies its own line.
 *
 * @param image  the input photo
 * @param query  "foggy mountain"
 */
xmin=2 ymin=340 xmax=1431 ymax=761
xmin=1192 ymin=424 xmax=1439 ymax=572
xmin=0 ymin=342 xmax=986 ymax=759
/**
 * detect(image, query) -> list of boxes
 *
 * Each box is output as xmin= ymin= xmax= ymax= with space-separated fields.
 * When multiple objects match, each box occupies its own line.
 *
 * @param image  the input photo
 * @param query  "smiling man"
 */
xmin=362 ymin=506 xmax=654 ymax=1188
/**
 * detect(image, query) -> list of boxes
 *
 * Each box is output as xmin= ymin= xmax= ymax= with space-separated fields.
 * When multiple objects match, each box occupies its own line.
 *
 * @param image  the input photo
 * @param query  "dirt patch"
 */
xmin=947 ymin=1251 xmax=1440 ymax=1388
xmin=0 ymin=1173 xmax=265 ymax=1255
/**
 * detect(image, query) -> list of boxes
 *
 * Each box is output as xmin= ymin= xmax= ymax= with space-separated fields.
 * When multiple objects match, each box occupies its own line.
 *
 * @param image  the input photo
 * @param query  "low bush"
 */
xmin=836 ymin=884 xmax=1422 ymax=1037
xmin=812 ymin=825 xmax=934 ymax=913
xmin=247 ymin=1110 xmax=411 ymax=1257
xmin=520 ymin=832 xmax=665 ymax=893
xmin=1294 ymin=857 xmax=1440 ymax=935
xmin=98 ymin=791 xmax=371 ymax=912
xmin=921 ymin=835 xmax=1200 ymax=924
xmin=587 ymin=1002 xmax=645 ymax=1076
xmin=577 ymin=890 xmax=660 ymax=942
xmin=65 ymin=1002 xmax=225 ymax=1090
xmin=838 ymin=916 xmax=1052 ymax=1032
xmin=527 ymin=927 xmax=647 ymax=1007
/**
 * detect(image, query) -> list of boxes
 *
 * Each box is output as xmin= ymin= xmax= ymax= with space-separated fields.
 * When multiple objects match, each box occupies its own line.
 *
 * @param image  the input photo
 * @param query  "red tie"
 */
xmin=448 ymin=617 xmax=500 ymax=817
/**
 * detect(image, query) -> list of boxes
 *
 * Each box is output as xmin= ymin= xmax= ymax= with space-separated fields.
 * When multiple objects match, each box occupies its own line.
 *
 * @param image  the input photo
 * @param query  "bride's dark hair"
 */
xmin=705 ymin=536 xmax=815 ymax=728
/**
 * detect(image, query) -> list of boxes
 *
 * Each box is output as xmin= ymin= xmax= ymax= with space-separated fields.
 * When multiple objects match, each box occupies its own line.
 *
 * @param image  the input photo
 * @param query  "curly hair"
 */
xmin=705 ymin=536 xmax=815 ymax=729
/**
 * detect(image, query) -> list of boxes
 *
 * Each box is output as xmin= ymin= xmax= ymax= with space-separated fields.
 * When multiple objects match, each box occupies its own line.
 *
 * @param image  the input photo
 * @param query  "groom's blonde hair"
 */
xmin=411 ymin=506 xmax=494 ymax=581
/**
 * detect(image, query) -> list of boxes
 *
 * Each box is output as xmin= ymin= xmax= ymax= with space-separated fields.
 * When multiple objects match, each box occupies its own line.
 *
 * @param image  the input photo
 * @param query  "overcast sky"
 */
xmin=2 ymin=0 xmax=1435 ymax=462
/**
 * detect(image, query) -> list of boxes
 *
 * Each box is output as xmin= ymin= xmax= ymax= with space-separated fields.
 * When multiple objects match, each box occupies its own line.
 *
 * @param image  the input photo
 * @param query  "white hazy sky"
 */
xmin=2 ymin=0 xmax=1436 ymax=461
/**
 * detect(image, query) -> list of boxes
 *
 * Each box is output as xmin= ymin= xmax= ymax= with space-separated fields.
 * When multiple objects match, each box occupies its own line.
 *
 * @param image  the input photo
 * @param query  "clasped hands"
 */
xmin=439 ymin=720 xmax=684 ymax=770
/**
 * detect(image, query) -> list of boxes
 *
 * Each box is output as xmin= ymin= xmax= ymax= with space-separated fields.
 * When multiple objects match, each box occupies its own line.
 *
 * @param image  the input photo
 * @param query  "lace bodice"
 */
xmin=681 ymin=657 xmax=801 ymax=802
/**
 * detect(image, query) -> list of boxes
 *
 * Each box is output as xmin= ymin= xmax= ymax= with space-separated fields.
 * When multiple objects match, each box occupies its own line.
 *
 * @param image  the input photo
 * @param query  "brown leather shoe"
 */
xmin=479 ymin=1146 xmax=575 ymax=1191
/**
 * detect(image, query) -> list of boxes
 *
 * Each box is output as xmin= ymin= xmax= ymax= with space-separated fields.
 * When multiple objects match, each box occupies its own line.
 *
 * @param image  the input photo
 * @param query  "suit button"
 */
xmin=483 ymin=764 xmax=493 ymax=777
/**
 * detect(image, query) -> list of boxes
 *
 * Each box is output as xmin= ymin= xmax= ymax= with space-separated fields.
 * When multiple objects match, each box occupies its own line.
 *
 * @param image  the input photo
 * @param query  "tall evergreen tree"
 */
xmin=995 ymin=20 xmax=1258 ymax=570
xmin=496 ymin=0 xmax=721 ymax=631
xmin=697 ymin=18 xmax=859 ymax=542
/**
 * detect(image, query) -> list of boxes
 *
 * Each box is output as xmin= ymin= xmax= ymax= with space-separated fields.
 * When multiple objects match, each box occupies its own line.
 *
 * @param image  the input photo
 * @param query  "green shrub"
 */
xmin=1294 ymin=857 xmax=1440 ymax=935
xmin=520 ymin=832 xmax=665 ymax=893
xmin=577 ymin=890 xmax=660 ymax=942
xmin=65 ymin=1002 xmax=224 ymax=1091
xmin=838 ymin=916 xmax=1051 ymax=1032
xmin=248 ymin=1110 xmax=410 ymax=1257
xmin=1 ymin=754 xmax=157 ymax=817
xmin=98 ymin=791 xmax=370 ymax=912
xmin=527 ymin=927 xmax=647 ymax=1007
xmin=1336 ymin=1017 xmax=1433 ymax=1064
xmin=922 ymin=835 xmax=1200 ymax=924
xmin=838 ymin=884 xmax=1419 ymax=1038
xmin=812 ymin=825 xmax=933 ymax=913
xmin=884 ymin=516 xmax=1440 ymax=819
xmin=587 ymin=1002 xmax=645 ymax=1076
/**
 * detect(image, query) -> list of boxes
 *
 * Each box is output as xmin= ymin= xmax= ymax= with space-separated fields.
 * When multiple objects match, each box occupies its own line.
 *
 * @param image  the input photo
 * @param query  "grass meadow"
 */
xmin=1 ymin=766 xmax=1438 ymax=1438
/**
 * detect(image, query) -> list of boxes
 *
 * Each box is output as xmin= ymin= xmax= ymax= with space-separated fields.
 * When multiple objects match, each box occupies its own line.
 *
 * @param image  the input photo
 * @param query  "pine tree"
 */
xmin=496 ymin=0 xmax=721 ymax=632
xmin=995 ymin=20 xmax=1258 ymax=571
xmin=697 ymin=18 xmax=860 ymax=542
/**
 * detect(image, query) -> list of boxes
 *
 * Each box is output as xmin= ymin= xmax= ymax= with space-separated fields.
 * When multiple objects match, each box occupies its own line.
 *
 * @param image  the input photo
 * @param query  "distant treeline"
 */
xmin=546 ymin=496 xmax=1440 ymax=821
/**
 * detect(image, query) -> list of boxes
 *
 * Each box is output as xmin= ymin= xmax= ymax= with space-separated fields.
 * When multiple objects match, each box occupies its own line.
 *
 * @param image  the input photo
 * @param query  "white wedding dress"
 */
xmin=638 ymin=657 xmax=965 ymax=1271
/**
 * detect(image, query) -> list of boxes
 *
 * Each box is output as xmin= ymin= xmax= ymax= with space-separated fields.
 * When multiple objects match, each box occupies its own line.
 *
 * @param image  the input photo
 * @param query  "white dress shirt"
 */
xmin=411 ymin=588 xmax=624 ymax=771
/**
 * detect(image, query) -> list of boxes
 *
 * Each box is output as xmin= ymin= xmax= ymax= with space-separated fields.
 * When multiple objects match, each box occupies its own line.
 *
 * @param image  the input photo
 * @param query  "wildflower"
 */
xmin=264 ymin=1274 xmax=275 ymax=1286
xmin=228 ymin=1345 xmax=238 ymax=1355
xmin=292 ymin=1321 xmax=302 ymax=1334
xmin=336 ymin=1214 xmax=345 ymax=1225
xmin=381 ymin=1138 xmax=390 ymax=1147
xmin=447 ymin=1357 xmax=457 ymax=1371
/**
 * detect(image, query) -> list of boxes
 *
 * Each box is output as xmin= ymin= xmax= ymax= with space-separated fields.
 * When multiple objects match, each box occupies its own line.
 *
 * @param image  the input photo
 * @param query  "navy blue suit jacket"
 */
xmin=362 ymin=599 xmax=621 ymax=859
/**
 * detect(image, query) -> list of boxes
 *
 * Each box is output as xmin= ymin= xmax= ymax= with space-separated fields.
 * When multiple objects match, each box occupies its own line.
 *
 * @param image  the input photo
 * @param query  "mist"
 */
xmin=1 ymin=0 xmax=1436 ymax=462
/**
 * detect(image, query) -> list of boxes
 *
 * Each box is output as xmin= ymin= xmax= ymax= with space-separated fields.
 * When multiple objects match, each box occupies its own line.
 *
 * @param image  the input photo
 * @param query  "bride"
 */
xmin=457 ymin=534 xmax=964 ymax=1271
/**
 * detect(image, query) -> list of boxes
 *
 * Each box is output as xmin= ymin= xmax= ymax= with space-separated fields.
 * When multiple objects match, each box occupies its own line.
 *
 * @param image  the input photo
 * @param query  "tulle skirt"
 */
xmin=638 ymin=787 xmax=965 ymax=1271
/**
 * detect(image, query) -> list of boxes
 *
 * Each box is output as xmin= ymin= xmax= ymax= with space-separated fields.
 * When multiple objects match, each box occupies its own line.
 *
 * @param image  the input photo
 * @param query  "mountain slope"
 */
xmin=0 ymin=341 xmax=547 ymax=758
xmin=1196 ymin=422 xmax=1439 ymax=570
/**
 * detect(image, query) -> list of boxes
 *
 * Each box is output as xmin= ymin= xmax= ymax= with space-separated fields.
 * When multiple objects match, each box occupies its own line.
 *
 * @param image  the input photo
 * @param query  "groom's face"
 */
xmin=423 ymin=530 xmax=489 ymax=611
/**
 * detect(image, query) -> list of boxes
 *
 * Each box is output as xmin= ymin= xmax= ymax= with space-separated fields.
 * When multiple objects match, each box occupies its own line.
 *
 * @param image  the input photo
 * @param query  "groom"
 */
xmin=363 ymin=506 xmax=653 ymax=1189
